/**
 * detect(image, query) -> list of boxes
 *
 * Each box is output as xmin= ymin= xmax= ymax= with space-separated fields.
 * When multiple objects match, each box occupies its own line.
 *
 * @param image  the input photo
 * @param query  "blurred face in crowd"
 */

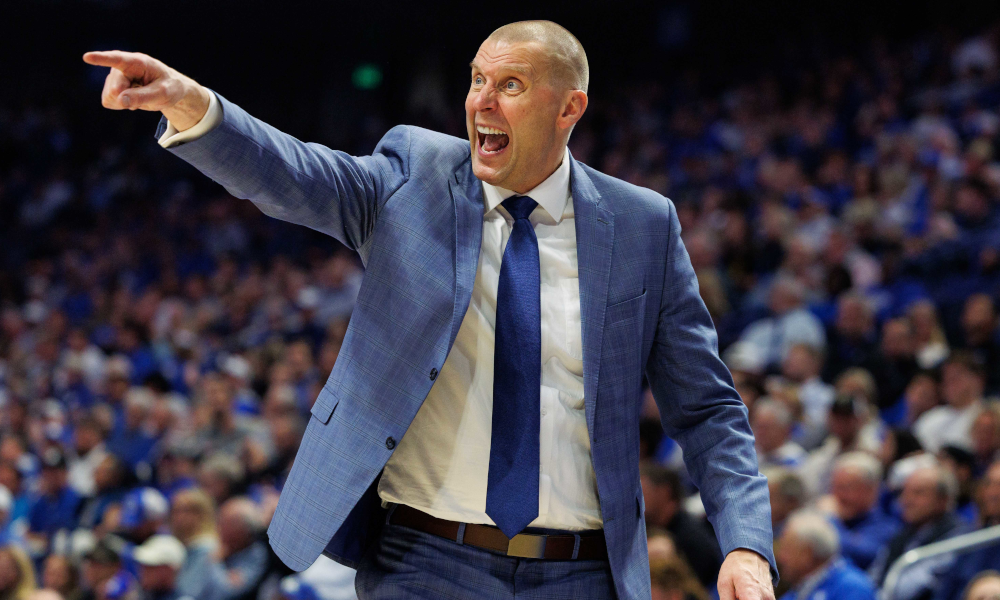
xmin=941 ymin=362 xmax=984 ymax=409
xmin=81 ymin=558 xmax=118 ymax=592
xmin=138 ymin=564 xmax=175 ymax=591
xmin=39 ymin=465 xmax=66 ymax=496
xmin=775 ymin=529 xmax=820 ymax=587
xmin=639 ymin=476 xmax=679 ymax=527
xmin=979 ymin=462 xmax=1000 ymax=522
xmin=466 ymin=36 xmax=587 ymax=194
xmin=0 ymin=550 xmax=19 ymax=591
xmin=768 ymin=479 xmax=802 ymax=527
xmin=830 ymin=466 xmax=878 ymax=521
xmin=966 ymin=574 xmax=1000 ymax=600
xmin=170 ymin=495 xmax=204 ymax=542
xmin=905 ymin=374 xmax=939 ymax=425
xmin=836 ymin=296 xmax=872 ymax=339
xmin=962 ymin=295 xmax=997 ymax=346
xmin=827 ymin=412 xmax=862 ymax=446
xmin=972 ymin=411 xmax=1000 ymax=460
xmin=900 ymin=468 xmax=948 ymax=526
xmin=646 ymin=533 xmax=678 ymax=563
xmin=74 ymin=423 xmax=101 ymax=455
xmin=42 ymin=554 xmax=72 ymax=591
xmin=881 ymin=318 xmax=914 ymax=358
xmin=0 ymin=465 xmax=20 ymax=495
xmin=203 ymin=375 xmax=233 ymax=416
xmin=781 ymin=345 xmax=820 ymax=383
xmin=751 ymin=406 xmax=791 ymax=454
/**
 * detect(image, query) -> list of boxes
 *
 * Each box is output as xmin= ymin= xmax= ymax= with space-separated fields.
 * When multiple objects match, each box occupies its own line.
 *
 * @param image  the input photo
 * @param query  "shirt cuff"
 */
xmin=157 ymin=91 xmax=222 ymax=148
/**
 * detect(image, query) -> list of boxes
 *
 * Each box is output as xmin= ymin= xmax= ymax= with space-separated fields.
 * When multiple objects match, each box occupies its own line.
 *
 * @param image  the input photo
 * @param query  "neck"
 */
xmin=510 ymin=145 xmax=567 ymax=194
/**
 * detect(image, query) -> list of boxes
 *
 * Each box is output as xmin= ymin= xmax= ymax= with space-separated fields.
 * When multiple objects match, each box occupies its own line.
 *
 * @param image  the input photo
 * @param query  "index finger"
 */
xmin=82 ymin=50 xmax=141 ymax=70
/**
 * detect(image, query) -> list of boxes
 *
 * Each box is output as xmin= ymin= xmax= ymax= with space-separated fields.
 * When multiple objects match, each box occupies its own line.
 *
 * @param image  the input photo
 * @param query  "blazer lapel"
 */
xmin=448 ymin=158 xmax=484 ymax=350
xmin=570 ymin=152 xmax=614 ymax=441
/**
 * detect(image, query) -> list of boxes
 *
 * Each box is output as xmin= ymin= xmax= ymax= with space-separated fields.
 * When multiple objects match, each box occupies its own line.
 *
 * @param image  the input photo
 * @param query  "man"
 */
xmin=640 ymin=464 xmax=723 ymax=589
xmin=932 ymin=460 xmax=1000 ymax=600
xmin=751 ymin=399 xmax=807 ymax=469
xmin=25 ymin=447 xmax=82 ymax=560
xmin=83 ymin=20 xmax=776 ymax=599
xmin=133 ymin=534 xmax=194 ymax=600
xmin=779 ymin=343 xmax=833 ymax=439
xmin=800 ymin=393 xmax=881 ymax=495
xmin=913 ymin=351 xmax=986 ymax=453
xmin=775 ymin=511 xmax=876 ymax=600
xmin=738 ymin=276 xmax=826 ymax=372
xmin=960 ymin=293 xmax=1000 ymax=396
xmin=761 ymin=467 xmax=806 ymax=538
xmin=117 ymin=487 xmax=170 ymax=545
xmin=819 ymin=452 xmax=899 ymax=570
xmin=870 ymin=464 xmax=968 ymax=600
xmin=207 ymin=497 xmax=271 ymax=600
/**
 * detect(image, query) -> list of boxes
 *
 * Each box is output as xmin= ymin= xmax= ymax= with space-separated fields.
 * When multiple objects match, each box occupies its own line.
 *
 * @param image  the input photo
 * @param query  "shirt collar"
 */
xmin=481 ymin=146 xmax=571 ymax=223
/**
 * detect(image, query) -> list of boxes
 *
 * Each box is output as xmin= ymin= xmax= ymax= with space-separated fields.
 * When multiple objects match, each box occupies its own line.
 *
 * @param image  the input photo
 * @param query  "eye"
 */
xmin=505 ymin=79 xmax=521 ymax=91
xmin=473 ymin=75 xmax=484 ymax=85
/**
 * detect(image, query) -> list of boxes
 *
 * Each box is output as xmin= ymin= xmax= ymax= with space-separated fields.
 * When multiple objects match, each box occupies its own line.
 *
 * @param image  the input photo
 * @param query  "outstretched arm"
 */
xmin=645 ymin=199 xmax=777 ymax=600
xmin=82 ymin=50 xmax=408 ymax=251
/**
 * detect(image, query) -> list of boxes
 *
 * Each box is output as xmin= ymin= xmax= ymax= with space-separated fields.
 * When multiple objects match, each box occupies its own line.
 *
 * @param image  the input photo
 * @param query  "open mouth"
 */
xmin=477 ymin=125 xmax=510 ymax=155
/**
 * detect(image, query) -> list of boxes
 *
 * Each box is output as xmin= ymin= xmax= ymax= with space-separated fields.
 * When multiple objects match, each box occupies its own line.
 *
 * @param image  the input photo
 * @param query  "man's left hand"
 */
xmin=717 ymin=548 xmax=775 ymax=600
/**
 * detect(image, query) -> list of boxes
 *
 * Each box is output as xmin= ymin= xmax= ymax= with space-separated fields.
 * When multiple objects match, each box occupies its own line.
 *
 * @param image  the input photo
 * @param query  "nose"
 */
xmin=472 ymin=84 xmax=498 ymax=113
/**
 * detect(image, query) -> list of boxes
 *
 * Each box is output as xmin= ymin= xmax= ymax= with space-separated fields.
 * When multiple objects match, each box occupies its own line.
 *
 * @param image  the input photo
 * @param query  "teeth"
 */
xmin=476 ymin=125 xmax=506 ymax=135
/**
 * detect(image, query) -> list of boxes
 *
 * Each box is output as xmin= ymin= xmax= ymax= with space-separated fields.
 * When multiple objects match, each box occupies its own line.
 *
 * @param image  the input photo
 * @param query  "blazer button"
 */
xmin=385 ymin=437 xmax=396 ymax=450
xmin=429 ymin=368 xmax=438 ymax=380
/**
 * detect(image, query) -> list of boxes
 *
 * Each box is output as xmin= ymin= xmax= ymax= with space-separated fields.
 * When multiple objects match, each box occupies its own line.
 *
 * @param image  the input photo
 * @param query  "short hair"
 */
xmin=943 ymin=350 xmax=987 ymax=381
xmin=909 ymin=464 xmax=959 ymax=508
xmin=487 ymin=20 xmax=589 ymax=93
xmin=962 ymin=570 xmax=1000 ymax=600
xmin=833 ymin=452 xmax=883 ymax=486
xmin=762 ymin=467 xmax=807 ymax=504
xmin=785 ymin=510 xmax=840 ymax=562
xmin=753 ymin=398 xmax=793 ymax=428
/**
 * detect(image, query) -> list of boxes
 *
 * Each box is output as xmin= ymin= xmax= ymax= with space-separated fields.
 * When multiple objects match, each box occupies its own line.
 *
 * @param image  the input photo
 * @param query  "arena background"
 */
xmin=5 ymin=1 xmax=1000 ymax=599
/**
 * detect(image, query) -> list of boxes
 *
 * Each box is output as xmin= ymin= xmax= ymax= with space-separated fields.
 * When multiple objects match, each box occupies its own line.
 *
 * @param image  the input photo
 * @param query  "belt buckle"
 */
xmin=506 ymin=533 xmax=545 ymax=558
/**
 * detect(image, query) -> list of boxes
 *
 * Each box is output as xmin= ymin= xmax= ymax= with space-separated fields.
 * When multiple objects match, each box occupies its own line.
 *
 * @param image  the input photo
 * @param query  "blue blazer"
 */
xmin=156 ymin=91 xmax=776 ymax=599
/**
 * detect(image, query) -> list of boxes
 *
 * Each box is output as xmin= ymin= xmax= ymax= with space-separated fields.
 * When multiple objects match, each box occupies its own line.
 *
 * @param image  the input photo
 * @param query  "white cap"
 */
xmin=223 ymin=355 xmax=251 ymax=381
xmin=132 ymin=534 xmax=186 ymax=569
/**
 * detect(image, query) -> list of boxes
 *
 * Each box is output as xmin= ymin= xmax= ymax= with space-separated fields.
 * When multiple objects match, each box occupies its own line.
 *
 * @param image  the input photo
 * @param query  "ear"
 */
xmin=557 ymin=90 xmax=588 ymax=132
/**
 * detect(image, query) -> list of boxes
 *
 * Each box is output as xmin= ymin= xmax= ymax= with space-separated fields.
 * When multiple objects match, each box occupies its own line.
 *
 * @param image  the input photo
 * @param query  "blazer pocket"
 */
xmin=605 ymin=290 xmax=647 ymax=325
xmin=310 ymin=382 xmax=341 ymax=424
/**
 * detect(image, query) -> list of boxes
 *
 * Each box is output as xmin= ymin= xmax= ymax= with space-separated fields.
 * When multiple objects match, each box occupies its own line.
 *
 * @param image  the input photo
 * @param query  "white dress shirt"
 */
xmin=160 ymin=97 xmax=601 ymax=532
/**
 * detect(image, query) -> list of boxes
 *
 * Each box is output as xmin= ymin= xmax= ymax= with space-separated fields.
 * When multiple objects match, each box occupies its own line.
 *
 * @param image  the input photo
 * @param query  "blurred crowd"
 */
xmin=3 ymin=16 xmax=1000 ymax=600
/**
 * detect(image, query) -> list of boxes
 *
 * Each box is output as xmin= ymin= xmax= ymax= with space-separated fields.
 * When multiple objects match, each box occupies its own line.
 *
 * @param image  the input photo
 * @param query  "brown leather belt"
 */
xmin=387 ymin=503 xmax=608 ymax=561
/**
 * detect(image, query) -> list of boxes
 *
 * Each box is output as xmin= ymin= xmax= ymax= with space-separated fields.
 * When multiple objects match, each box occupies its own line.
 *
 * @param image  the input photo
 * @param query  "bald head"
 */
xmin=487 ymin=20 xmax=589 ymax=93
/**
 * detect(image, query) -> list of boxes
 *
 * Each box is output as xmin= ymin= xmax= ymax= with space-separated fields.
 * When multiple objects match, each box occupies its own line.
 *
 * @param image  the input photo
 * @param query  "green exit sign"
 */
xmin=352 ymin=64 xmax=383 ymax=90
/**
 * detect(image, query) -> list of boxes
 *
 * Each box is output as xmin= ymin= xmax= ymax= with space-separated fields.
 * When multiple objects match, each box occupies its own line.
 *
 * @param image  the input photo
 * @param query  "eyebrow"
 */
xmin=469 ymin=61 xmax=533 ymax=77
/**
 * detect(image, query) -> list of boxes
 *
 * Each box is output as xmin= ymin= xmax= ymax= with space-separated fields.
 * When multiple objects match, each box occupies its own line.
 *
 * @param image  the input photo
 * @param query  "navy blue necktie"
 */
xmin=486 ymin=195 xmax=541 ymax=539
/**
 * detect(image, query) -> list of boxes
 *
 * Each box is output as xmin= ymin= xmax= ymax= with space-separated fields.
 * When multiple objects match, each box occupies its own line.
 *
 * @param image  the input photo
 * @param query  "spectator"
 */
xmin=639 ymin=464 xmax=722 ymax=589
xmin=649 ymin=557 xmax=710 ymax=600
xmin=116 ymin=488 xmax=169 ymax=547
xmin=67 ymin=417 xmax=109 ymax=499
xmin=168 ymin=488 xmax=218 ymax=599
xmin=871 ymin=464 xmax=968 ymax=600
xmin=959 ymin=294 xmax=1000 ymax=396
xmin=762 ymin=466 xmax=806 ymax=537
xmin=819 ymin=452 xmax=901 ymax=570
xmin=970 ymin=403 xmax=1000 ymax=476
xmin=879 ymin=318 xmax=922 ymax=413
xmin=78 ymin=537 xmax=125 ymax=600
xmin=132 ymin=535 xmax=189 ymax=600
xmin=196 ymin=455 xmax=244 ymax=507
xmin=41 ymin=554 xmax=81 ymax=600
xmin=25 ymin=448 xmax=80 ymax=561
xmin=737 ymin=276 xmax=826 ymax=372
xmin=961 ymin=571 xmax=1000 ymax=600
xmin=751 ymin=398 xmax=807 ymax=469
xmin=801 ymin=393 xmax=884 ymax=495
xmin=907 ymin=301 xmax=950 ymax=371
xmin=914 ymin=352 xmax=987 ymax=453
xmin=105 ymin=389 xmax=157 ymax=470
xmin=76 ymin=455 xmax=130 ymax=535
xmin=931 ymin=461 xmax=1000 ymax=600
xmin=779 ymin=343 xmax=834 ymax=436
xmin=206 ymin=497 xmax=269 ymax=600
xmin=823 ymin=294 xmax=890 ymax=389
xmin=0 ymin=544 xmax=37 ymax=600
xmin=775 ymin=510 xmax=877 ymax=600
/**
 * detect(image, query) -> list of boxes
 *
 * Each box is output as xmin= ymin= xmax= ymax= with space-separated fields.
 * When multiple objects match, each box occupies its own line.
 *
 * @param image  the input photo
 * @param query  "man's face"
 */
xmin=830 ymin=468 xmax=877 ymax=520
xmin=941 ymin=363 xmax=982 ymax=408
xmin=775 ymin=530 xmax=817 ymax=587
xmin=466 ymin=39 xmax=566 ymax=193
xmin=899 ymin=469 xmax=947 ymax=526
xmin=979 ymin=463 xmax=1000 ymax=521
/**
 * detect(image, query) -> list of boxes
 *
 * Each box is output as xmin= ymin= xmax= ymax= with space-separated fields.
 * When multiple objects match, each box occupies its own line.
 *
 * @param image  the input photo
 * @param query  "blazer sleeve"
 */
xmin=644 ymin=199 xmax=779 ymax=583
xmin=153 ymin=90 xmax=410 ymax=252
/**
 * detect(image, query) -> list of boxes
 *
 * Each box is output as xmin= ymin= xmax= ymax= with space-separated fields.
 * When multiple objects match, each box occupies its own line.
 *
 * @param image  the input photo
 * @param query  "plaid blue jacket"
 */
xmin=157 ymin=92 xmax=776 ymax=599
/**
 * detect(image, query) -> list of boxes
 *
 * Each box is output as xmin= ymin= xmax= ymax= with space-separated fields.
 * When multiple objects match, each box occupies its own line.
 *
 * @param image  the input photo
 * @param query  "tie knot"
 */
xmin=501 ymin=196 xmax=537 ymax=221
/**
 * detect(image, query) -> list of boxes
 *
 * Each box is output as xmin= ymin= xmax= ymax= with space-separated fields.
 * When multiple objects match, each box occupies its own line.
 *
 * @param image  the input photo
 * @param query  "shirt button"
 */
xmin=429 ymin=368 xmax=438 ymax=380
xmin=541 ymin=408 xmax=547 ymax=416
xmin=385 ymin=437 xmax=396 ymax=450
